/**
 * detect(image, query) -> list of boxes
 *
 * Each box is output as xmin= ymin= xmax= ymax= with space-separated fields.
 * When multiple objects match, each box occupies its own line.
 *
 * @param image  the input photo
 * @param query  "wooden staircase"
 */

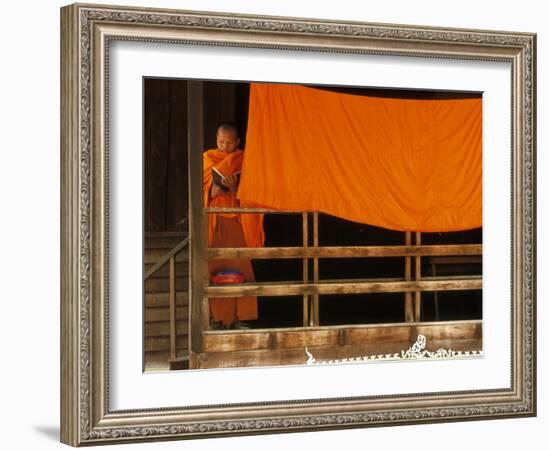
xmin=144 ymin=231 xmax=189 ymax=371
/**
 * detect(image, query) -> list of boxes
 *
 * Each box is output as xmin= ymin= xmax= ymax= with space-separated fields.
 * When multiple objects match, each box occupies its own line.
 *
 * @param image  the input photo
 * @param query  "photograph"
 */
xmin=143 ymin=79 xmax=483 ymax=371
xmin=59 ymin=2 xmax=536 ymax=445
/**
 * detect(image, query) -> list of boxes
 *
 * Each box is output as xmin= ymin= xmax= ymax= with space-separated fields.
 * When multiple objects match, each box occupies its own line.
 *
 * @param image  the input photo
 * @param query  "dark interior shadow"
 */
xmin=33 ymin=425 xmax=59 ymax=441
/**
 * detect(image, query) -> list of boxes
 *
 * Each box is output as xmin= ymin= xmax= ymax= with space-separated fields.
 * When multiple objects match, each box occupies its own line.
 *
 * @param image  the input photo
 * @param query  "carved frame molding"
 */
xmin=60 ymin=3 xmax=536 ymax=446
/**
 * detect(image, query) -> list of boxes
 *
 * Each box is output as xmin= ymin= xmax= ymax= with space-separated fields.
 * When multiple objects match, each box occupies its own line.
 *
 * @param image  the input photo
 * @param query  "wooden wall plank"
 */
xmin=344 ymin=326 xmax=412 ymax=345
xmin=145 ymin=336 xmax=188 ymax=352
xmin=145 ymin=320 xmax=189 ymax=337
xmin=415 ymin=322 xmax=482 ymax=341
xmin=144 ymin=248 xmax=188 ymax=264
xmin=144 ymin=277 xmax=188 ymax=293
xmin=144 ymin=292 xmax=189 ymax=308
xmin=144 ymin=78 xmax=171 ymax=232
xmin=145 ymin=306 xmax=188 ymax=322
xmin=166 ymin=80 xmax=188 ymax=231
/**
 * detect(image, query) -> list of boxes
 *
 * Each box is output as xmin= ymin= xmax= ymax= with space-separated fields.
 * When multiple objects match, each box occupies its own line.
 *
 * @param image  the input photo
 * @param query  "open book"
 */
xmin=212 ymin=167 xmax=241 ymax=192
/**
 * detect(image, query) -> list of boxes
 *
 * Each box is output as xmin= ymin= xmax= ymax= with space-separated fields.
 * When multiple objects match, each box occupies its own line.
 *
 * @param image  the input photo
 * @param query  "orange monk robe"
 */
xmin=203 ymin=149 xmax=265 ymax=325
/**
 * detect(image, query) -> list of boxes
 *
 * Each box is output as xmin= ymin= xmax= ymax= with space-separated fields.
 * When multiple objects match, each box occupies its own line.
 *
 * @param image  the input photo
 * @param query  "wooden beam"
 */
xmin=312 ymin=212 xmax=319 ymax=326
xmin=188 ymin=80 xmax=205 ymax=354
xmin=201 ymin=295 xmax=210 ymax=332
xmin=206 ymin=244 xmax=482 ymax=259
xmin=302 ymin=212 xmax=309 ymax=327
xmin=203 ymin=328 xmax=337 ymax=352
xmin=204 ymin=277 xmax=482 ymax=297
xmin=205 ymin=207 xmax=304 ymax=214
xmin=203 ymin=319 xmax=481 ymax=335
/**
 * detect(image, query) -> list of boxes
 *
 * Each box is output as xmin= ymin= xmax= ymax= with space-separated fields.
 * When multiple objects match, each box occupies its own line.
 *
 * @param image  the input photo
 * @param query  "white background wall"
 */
xmin=0 ymin=0 xmax=546 ymax=449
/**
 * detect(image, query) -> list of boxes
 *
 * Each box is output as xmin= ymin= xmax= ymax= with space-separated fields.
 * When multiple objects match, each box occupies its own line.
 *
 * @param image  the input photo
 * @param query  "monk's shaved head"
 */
xmin=216 ymin=121 xmax=240 ymax=138
xmin=216 ymin=121 xmax=240 ymax=153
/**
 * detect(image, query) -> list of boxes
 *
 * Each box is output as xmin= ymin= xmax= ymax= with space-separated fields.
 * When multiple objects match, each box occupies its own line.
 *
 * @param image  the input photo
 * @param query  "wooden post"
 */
xmin=302 ymin=212 xmax=309 ymax=327
xmin=169 ymin=256 xmax=177 ymax=361
xmin=202 ymin=295 xmax=210 ymax=332
xmin=414 ymin=232 xmax=422 ymax=322
xmin=404 ymin=231 xmax=413 ymax=321
xmin=312 ymin=211 xmax=320 ymax=326
xmin=188 ymin=80 xmax=206 ymax=355
xmin=431 ymin=262 xmax=440 ymax=320
xmin=202 ymin=215 xmax=211 ymax=332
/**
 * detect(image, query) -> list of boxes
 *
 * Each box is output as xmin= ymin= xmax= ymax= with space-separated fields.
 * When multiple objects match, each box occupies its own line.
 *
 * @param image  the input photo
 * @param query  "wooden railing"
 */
xmin=203 ymin=208 xmax=482 ymax=332
xmin=144 ymin=220 xmax=189 ymax=363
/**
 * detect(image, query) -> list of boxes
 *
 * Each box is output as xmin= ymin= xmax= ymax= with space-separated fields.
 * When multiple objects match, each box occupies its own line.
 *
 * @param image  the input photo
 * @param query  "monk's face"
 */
xmin=216 ymin=129 xmax=239 ymax=153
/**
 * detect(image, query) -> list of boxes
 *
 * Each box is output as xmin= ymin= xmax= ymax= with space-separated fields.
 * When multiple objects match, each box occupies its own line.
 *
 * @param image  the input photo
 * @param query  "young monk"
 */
xmin=203 ymin=122 xmax=264 ymax=329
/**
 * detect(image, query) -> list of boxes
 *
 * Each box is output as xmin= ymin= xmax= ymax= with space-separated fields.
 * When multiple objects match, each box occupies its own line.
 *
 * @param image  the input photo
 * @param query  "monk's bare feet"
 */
xmin=231 ymin=320 xmax=251 ymax=329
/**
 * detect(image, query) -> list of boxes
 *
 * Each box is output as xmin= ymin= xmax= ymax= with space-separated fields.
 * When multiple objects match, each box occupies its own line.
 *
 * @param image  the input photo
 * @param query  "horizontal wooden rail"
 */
xmin=204 ymin=277 xmax=481 ymax=297
xmin=205 ymin=207 xmax=302 ymax=214
xmin=202 ymin=319 xmax=483 ymax=335
xmin=206 ymin=244 xmax=482 ymax=260
xmin=197 ymin=320 xmax=483 ymax=364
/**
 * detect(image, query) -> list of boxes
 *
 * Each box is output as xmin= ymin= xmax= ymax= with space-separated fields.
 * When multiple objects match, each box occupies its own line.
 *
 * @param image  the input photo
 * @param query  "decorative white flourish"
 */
xmin=305 ymin=335 xmax=483 ymax=365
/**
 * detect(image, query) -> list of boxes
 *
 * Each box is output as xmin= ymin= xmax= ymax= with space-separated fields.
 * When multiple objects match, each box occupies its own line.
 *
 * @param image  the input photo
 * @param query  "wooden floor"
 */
xmin=188 ymin=320 xmax=482 ymax=370
xmin=149 ymin=337 xmax=482 ymax=372
xmin=142 ymin=230 xmax=482 ymax=372
xmin=189 ymin=338 xmax=482 ymax=369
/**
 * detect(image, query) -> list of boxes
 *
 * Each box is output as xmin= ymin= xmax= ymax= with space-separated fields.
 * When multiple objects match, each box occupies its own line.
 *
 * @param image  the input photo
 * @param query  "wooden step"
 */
xmin=145 ymin=305 xmax=189 ymax=322
xmin=145 ymin=277 xmax=189 ymax=293
xmin=145 ymin=292 xmax=189 ymax=308
xmin=145 ymin=335 xmax=188 ymax=352
xmin=145 ymin=231 xmax=187 ymax=239
xmin=145 ymin=320 xmax=189 ymax=337
xmin=144 ymin=350 xmax=189 ymax=368
xmin=145 ymin=235 xmax=189 ymax=250
xmin=144 ymin=262 xmax=189 ymax=279
xmin=144 ymin=249 xmax=189 ymax=264
xmin=144 ymin=350 xmax=173 ymax=368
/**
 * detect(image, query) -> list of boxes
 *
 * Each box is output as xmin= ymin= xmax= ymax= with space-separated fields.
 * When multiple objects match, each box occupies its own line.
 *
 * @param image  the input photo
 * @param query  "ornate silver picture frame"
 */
xmin=60 ymin=3 xmax=536 ymax=446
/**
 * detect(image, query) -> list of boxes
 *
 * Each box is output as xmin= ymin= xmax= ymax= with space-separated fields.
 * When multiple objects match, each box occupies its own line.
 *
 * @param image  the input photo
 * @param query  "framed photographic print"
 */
xmin=60 ymin=2 xmax=536 ymax=446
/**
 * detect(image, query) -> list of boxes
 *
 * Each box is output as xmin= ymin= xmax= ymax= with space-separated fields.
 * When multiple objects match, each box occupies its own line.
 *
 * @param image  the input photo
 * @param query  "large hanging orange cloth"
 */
xmin=203 ymin=149 xmax=264 ymax=325
xmin=237 ymin=83 xmax=482 ymax=232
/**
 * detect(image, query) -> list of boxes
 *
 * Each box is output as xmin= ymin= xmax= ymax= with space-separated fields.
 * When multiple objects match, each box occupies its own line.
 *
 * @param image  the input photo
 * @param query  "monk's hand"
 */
xmin=222 ymin=174 xmax=238 ymax=189
xmin=211 ymin=184 xmax=222 ymax=198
